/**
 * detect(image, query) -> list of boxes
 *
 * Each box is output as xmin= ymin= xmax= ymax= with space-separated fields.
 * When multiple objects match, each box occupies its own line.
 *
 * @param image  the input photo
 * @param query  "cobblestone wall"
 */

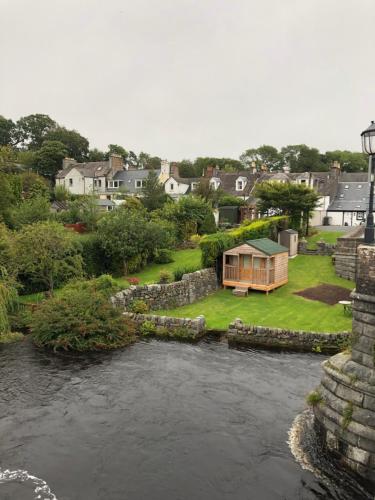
xmin=298 ymin=239 xmax=335 ymax=256
xmin=334 ymin=227 xmax=364 ymax=281
xmin=111 ymin=268 xmax=218 ymax=311
xmin=227 ymin=319 xmax=349 ymax=353
xmin=124 ymin=312 xmax=206 ymax=338
xmin=314 ymin=244 xmax=375 ymax=484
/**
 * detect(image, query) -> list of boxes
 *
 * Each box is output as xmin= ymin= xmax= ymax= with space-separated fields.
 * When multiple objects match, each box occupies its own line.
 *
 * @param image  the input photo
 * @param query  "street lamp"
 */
xmin=360 ymin=121 xmax=375 ymax=244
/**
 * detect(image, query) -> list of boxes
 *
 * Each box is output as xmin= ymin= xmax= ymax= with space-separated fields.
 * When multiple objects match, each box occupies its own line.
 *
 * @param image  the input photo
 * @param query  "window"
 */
xmin=356 ymin=212 xmax=365 ymax=220
xmin=170 ymin=183 xmax=174 ymax=191
xmin=358 ymin=185 xmax=363 ymax=189
xmin=69 ymin=178 xmax=73 ymax=186
xmin=300 ymin=179 xmax=306 ymax=184
xmin=344 ymin=185 xmax=349 ymax=189
xmin=236 ymin=181 xmax=243 ymax=190
xmin=191 ymin=182 xmax=198 ymax=190
xmin=136 ymin=180 xmax=144 ymax=188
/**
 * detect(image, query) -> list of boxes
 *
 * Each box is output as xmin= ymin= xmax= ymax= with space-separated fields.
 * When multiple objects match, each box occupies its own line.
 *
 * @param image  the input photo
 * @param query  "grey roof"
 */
xmin=327 ymin=182 xmax=369 ymax=212
xmin=56 ymin=161 xmax=112 ymax=179
xmin=96 ymin=199 xmax=116 ymax=207
xmin=280 ymin=228 xmax=298 ymax=234
xmin=112 ymin=169 xmax=161 ymax=194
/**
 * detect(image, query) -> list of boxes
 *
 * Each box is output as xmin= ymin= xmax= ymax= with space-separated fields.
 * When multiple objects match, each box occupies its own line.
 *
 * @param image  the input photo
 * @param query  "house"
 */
xmin=326 ymin=180 xmax=370 ymax=226
xmin=56 ymin=154 xmax=126 ymax=195
xmin=222 ymin=238 xmax=289 ymax=294
xmin=104 ymin=168 xmax=161 ymax=198
xmin=160 ymin=160 xmax=200 ymax=199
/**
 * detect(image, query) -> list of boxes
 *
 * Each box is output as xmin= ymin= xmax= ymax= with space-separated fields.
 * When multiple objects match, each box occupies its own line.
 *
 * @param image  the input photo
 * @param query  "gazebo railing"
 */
xmin=223 ymin=265 xmax=239 ymax=281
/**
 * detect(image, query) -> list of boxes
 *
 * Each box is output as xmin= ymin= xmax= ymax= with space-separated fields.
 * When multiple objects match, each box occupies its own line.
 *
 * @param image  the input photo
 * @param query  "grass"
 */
xmin=155 ymin=255 xmax=354 ymax=333
xmin=19 ymin=248 xmax=202 ymax=304
xmin=306 ymin=231 xmax=344 ymax=249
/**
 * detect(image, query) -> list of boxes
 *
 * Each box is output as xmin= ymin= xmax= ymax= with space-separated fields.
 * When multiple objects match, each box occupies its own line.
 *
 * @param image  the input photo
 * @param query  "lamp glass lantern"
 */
xmin=361 ymin=121 xmax=375 ymax=244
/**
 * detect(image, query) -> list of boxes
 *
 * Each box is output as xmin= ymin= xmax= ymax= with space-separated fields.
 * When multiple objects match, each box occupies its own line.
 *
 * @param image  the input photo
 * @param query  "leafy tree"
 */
xmin=0 ymin=146 xmax=18 ymax=173
xmin=88 ymin=148 xmax=106 ymax=161
xmin=11 ymin=196 xmax=51 ymax=229
xmin=106 ymin=144 xmax=128 ymax=162
xmin=280 ymin=144 xmax=326 ymax=172
xmin=0 ymin=116 xmax=17 ymax=146
xmin=0 ymin=224 xmax=17 ymax=276
xmin=240 ymin=145 xmax=281 ymax=170
xmin=53 ymin=185 xmax=71 ymax=202
xmin=34 ymin=140 xmax=68 ymax=179
xmin=45 ymin=127 xmax=89 ymax=161
xmin=0 ymin=172 xmax=18 ymax=225
xmin=15 ymin=221 xmax=83 ymax=294
xmin=138 ymin=152 xmax=161 ymax=170
xmin=177 ymin=159 xmax=197 ymax=177
xmin=160 ymin=196 xmax=216 ymax=241
xmin=193 ymin=178 xmax=221 ymax=203
xmin=217 ymin=194 xmax=246 ymax=207
xmin=254 ymin=182 xmax=319 ymax=234
xmin=19 ymin=172 xmax=50 ymax=199
xmin=195 ymin=157 xmax=243 ymax=174
xmin=324 ymin=150 xmax=367 ymax=172
xmin=0 ymin=269 xmax=18 ymax=335
xmin=141 ymin=170 xmax=169 ymax=211
xmin=16 ymin=114 xmax=57 ymax=149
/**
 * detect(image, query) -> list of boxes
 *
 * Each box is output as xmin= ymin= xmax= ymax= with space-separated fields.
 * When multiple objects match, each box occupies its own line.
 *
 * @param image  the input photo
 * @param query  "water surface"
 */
xmin=0 ymin=339 xmax=368 ymax=499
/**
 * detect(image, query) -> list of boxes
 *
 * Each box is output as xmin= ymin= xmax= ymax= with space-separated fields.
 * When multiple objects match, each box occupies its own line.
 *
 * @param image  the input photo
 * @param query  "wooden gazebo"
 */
xmin=222 ymin=238 xmax=289 ymax=294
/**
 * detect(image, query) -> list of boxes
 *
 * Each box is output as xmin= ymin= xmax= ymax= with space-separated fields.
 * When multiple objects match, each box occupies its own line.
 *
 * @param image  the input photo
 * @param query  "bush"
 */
xmin=218 ymin=195 xmax=246 ymax=207
xmin=200 ymin=216 xmax=289 ymax=268
xmin=129 ymin=299 xmax=149 ymax=314
xmin=78 ymin=233 xmax=113 ymax=277
xmin=158 ymin=269 xmax=173 ymax=284
xmin=127 ymin=277 xmax=140 ymax=286
xmin=140 ymin=320 xmax=156 ymax=336
xmin=31 ymin=278 xmax=134 ymax=351
xmin=154 ymin=248 xmax=174 ymax=264
xmin=190 ymin=234 xmax=202 ymax=247
xmin=306 ymin=391 xmax=323 ymax=407
xmin=173 ymin=265 xmax=200 ymax=282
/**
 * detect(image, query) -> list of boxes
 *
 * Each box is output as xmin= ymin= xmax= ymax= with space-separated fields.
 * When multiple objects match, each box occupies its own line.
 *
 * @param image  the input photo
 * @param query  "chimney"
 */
xmin=109 ymin=153 xmax=124 ymax=173
xmin=160 ymin=159 xmax=170 ymax=177
xmin=62 ymin=158 xmax=76 ymax=169
xmin=205 ymin=165 xmax=214 ymax=178
xmin=260 ymin=164 xmax=268 ymax=172
xmin=170 ymin=162 xmax=179 ymax=178
xmin=283 ymin=162 xmax=291 ymax=174
xmin=250 ymin=161 xmax=257 ymax=174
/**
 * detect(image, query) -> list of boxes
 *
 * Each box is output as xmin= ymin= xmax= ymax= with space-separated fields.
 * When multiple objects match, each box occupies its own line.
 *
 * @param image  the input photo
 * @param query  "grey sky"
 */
xmin=1 ymin=0 xmax=375 ymax=161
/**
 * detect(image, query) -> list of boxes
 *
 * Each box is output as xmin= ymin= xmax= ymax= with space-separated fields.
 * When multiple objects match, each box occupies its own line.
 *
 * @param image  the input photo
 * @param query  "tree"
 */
xmin=34 ymin=140 xmax=68 ymax=179
xmin=19 ymin=172 xmax=50 ymax=199
xmin=15 ymin=221 xmax=83 ymax=294
xmin=177 ymin=159 xmax=197 ymax=178
xmin=280 ymin=144 xmax=326 ymax=172
xmin=193 ymin=178 xmax=220 ymax=203
xmin=97 ymin=207 xmax=149 ymax=275
xmin=324 ymin=150 xmax=367 ymax=172
xmin=0 ymin=146 xmax=18 ymax=173
xmin=240 ymin=145 xmax=281 ymax=170
xmin=45 ymin=127 xmax=89 ymax=161
xmin=16 ymin=114 xmax=57 ymax=149
xmin=141 ymin=170 xmax=169 ymax=211
xmin=0 ymin=224 xmax=17 ymax=276
xmin=88 ymin=148 xmax=106 ymax=162
xmin=0 ymin=172 xmax=18 ymax=225
xmin=0 ymin=269 xmax=18 ymax=335
xmin=138 ymin=152 xmax=161 ymax=170
xmin=106 ymin=144 xmax=128 ymax=162
xmin=11 ymin=196 xmax=51 ymax=229
xmin=0 ymin=116 xmax=17 ymax=146
xmin=254 ymin=182 xmax=319 ymax=234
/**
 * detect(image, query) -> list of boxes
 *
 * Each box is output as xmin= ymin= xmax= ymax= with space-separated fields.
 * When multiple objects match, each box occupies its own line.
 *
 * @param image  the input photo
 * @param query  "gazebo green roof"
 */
xmin=245 ymin=238 xmax=288 ymax=256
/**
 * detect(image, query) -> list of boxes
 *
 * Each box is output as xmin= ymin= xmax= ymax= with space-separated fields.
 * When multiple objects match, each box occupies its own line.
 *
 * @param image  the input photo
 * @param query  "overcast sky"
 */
xmin=1 ymin=0 xmax=375 ymax=161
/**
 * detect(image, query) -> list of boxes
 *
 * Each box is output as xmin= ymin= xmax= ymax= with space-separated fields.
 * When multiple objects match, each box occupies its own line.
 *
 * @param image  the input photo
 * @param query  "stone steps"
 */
xmin=232 ymin=287 xmax=248 ymax=297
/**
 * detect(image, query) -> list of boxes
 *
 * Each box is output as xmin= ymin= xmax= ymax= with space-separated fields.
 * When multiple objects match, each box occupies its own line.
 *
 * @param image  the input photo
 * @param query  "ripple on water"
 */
xmin=0 ymin=468 xmax=57 ymax=500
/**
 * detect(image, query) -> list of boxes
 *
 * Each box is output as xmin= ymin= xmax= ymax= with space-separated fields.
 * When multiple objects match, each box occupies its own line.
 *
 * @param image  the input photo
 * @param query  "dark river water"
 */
xmin=0 ymin=339 xmax=370 ymax=500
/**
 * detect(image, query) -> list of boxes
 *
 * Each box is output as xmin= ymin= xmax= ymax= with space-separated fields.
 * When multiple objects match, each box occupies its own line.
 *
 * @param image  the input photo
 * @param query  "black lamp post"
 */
xmin=361 ymin=121 xmax=375 ymax=244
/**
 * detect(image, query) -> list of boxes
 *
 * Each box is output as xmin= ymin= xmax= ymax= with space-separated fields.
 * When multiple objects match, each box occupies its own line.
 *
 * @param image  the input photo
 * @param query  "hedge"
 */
xmin=199 ymin=216 xmax=289 ymax=268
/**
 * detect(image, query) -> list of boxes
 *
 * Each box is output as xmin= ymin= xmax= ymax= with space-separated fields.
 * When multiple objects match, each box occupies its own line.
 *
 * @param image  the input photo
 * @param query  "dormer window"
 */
xmin=236 ymin=177 xmax=246 ymax=191
xmin=236 ymin=180 xmax=243 ymax=190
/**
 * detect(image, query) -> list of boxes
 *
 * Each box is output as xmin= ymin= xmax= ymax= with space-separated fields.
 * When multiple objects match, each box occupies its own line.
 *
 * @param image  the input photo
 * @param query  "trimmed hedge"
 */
xmin=199 ymin=216 xmax=289 ymax=268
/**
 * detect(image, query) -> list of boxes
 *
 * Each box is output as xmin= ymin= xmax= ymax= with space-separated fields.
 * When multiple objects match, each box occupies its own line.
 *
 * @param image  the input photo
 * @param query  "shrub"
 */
xmin=217 ymin=195 xmax=246 ymax=207
xmin=140 ymin=320 xmax=156 ymax=336
xmin=173 ymin=265 xmax=200 ymax=282
xmin=158 ymin=270 xmax=173 ymax=284
xmin=190 ymin=234 xmax=202 ymax=247
xmin=129 ymin=299 xmax=149 ymax=314
xmin=0 ymin=331 xmax=24 ymax=344
xmin=127 ymin=277 xmax=140 ymax=286
xmin=342 ymin=402 xmax=353 ymax=429
xmin=78 ymin=233 xmax=113 ymax=277
xmin=31 ymin=279 xmax=134 ymax=351
xmin=154 ymin=248 xmax=174 ymax=264
xmin=200 ymin=216 xmax=289 ymax=268
xmin=306 ymin=390 xmax=323 ymax=407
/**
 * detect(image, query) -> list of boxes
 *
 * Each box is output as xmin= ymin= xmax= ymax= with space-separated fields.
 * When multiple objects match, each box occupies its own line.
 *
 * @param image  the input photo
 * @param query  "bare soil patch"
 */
xmin=294 ymin=284 xmax=351 ymax=306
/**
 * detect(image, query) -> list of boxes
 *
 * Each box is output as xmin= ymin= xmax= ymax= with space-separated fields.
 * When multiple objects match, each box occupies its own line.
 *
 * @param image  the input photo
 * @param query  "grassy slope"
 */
xmin=156 ymin=255 xmax=353 ymax=332
xmin=306 ymin=231 xmax=344 ymax=249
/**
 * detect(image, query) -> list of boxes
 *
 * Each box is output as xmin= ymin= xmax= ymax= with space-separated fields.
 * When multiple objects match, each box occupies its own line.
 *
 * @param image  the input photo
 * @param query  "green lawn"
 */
xmin=19 ymin=248 xmax=202 ymax=303
xmin=306 ymin=231 xmax=344 ymax=249
xmin=155 ymin=255 xmax=354 ymax=333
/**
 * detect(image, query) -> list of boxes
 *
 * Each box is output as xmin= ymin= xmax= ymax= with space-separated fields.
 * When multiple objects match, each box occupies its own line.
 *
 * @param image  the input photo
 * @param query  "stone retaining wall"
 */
xmin=334 ymin=227 xmax=364 ymax=281
xmin=124 ymin=312 xmax=206 ymax=338
xmin=111 ymin=268 xmax=218 ymax=311
xmin=298 ymin=240 xmax=335 ymax=256
xmin=227 ymin=319 xmax=350 ymax=353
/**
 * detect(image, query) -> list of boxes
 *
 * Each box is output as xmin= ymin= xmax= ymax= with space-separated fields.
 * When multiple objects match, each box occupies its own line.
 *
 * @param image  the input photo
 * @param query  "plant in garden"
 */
xmin=127 ymin=277 xmax=140 ymax=286
xmin=0 ymin=268 xmax=18 ymax=336
xmin=140 ymin=320 xmax=156 ymax=336
xmin=31 ymin=277 xmax=134 ymax=351
xmin=15 ymin=221 xmax=83 ymax=294
xmin=158 ymin=269 xmax=173 ymax=284
xmin=173 ymin=265 xmax=200 ymax=282
xmin=129 ymin=299 xmax=149 ymax=314
xmin=154 ymin=249 xmax=174 ymax=264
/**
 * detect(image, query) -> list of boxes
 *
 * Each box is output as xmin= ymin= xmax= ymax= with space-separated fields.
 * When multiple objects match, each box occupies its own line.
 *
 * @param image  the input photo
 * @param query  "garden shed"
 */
xmin=223 ymin=238 xmax=289 ymax=294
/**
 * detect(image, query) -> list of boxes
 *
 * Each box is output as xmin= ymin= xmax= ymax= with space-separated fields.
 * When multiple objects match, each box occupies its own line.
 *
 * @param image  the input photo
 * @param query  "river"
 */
xmin=0 ymin=338 xmax=370 ymax=500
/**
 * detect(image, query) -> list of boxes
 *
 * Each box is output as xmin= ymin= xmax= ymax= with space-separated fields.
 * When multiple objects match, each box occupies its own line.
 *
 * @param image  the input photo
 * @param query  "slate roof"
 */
xmin=217 ymin=171 xmax=258 ymax=197
xmin=56 ymin=161 xmax=112 ymax=179
xmin=112 ymin=169 xmax=161 ymax=194
xmin=327 ymin=182 xmax=369 ymax=212
xmin=245 ymin=238 xmax=289 ymax=255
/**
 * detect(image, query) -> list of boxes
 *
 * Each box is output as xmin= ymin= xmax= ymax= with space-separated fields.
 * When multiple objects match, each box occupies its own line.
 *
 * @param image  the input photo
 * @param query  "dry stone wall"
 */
xmin=111 ymin=268 xmax=218 ymax=311
xmin=298 ymin=240 xmax=335 ymax=256
xmin=334 ymin=227 xmax=364 ymax=281
xmin=123 ymin=312 xmax=206 ymax=338
xmin=227 ymin=320 xmax=349 ymax=353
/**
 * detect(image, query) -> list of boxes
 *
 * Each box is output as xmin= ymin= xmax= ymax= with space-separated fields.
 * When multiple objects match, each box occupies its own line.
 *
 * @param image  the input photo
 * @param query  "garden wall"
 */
xmin=111 ymin=268 xmax=218 ymax=311
xmin=334 ymin=227 xmax=364 ymax=281
xmin=298 ymin=240 xmax=335 ymax=256
xmin=124 ymin=312 xmax=206 ymax=338
xmin=227 ymin=319 xmax=350 ymax=353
